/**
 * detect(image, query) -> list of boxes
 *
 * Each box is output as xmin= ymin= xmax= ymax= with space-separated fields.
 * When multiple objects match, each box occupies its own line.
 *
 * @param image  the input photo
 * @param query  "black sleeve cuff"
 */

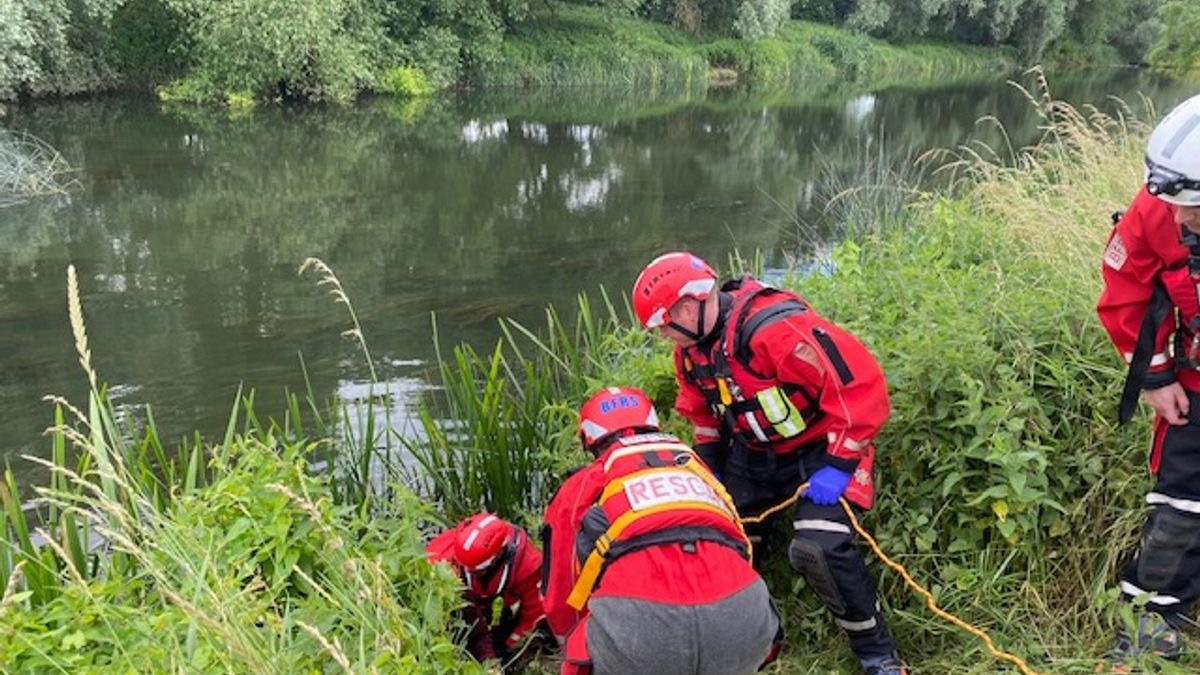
xmin=1143 ymin=369 xmax=1178 ymax=390
xmin=822 ymin=454 xmax=861 ymax=473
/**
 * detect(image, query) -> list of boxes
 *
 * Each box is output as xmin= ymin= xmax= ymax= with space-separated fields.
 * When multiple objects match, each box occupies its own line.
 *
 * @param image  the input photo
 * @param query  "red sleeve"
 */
xmin=673 ymin=347 xmax=721 ymax=445
xmin=1097 ymin=189 xmax=1177 ymax=377
xmin=753 ymin=313 xmax=890 ymax=470
xmin=541 ymin=466 xmax=603 ymax=639
xmin=502 ymin=537 xmax=546 ymax=648
xmin=425 ymin=529 xmax=458 ymax=565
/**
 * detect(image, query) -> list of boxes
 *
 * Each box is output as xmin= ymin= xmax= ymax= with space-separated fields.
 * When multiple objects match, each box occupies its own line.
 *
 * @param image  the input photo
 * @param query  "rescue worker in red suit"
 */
xmin=425 ymin=513 xmax=548 ymax=671
xmin=540 ymin=386 xmax=782 ymax=675
xmin=632 ymin=253 xmax=906 ymax=675
xmin=1096 ymin=94 xmax=1200 ymax=671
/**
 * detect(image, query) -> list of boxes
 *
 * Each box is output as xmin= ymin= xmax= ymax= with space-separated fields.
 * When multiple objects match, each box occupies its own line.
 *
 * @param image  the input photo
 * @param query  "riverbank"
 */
xmin=481 ymin=6 xmax=1020 ymax=91
xmin=0 ymin=1 xmax=1026 ymax=108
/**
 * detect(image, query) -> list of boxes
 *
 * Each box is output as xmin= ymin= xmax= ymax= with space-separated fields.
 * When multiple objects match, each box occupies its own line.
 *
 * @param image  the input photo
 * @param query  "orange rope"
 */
xmin=740 ymin=483 xmax=1049 ymax=675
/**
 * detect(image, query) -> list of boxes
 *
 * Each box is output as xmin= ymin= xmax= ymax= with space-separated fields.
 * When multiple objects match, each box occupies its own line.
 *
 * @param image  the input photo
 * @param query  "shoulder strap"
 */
xmin=727 ymin=287 xmax=808 ymax=373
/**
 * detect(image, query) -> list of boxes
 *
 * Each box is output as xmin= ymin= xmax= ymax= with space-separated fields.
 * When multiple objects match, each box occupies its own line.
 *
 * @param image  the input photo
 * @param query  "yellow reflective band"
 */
xmin=717 ymin=378 xmax=733 ymax=406
xmin=755 ymin=386 xmax=805 ymax=438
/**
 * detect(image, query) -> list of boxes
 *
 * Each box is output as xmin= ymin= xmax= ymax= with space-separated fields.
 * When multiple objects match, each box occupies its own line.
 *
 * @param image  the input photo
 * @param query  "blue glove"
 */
xmin=805 ymin=466 xmax=852 ymax=505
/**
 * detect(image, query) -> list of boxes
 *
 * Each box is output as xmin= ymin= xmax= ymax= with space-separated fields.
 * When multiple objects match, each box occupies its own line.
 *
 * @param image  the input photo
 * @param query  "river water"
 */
xmin=0 ymin=69 xmax=1192 ymax=482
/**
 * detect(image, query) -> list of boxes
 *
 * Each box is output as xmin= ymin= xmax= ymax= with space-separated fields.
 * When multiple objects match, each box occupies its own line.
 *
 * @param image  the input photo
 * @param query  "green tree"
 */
xmin=0 ymin=0 xmax=125 ymax=99
xmin=734 ymin=0 xmax=792 ymax=38
xmin=161 ymin=0 xmax=392 ymax=102
xmin=1147 ymin=0 xmax=1200 ymax=70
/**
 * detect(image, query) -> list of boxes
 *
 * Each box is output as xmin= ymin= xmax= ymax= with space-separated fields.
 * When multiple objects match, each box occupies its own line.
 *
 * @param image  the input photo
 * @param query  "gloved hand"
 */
xmin=805 ymin=466 xmax=851 ymax=505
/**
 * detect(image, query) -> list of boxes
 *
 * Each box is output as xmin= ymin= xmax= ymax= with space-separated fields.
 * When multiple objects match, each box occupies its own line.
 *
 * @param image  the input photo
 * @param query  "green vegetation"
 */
xmin=0 ymin=0 xmax=1186 ymax=105
xmin=401 ymin=82 xmax=1196 ymax=673
xmin=0 ymin=266 xmax=477 ymax=673
xmin=3 ymin=83 xmax=1198 ymax=673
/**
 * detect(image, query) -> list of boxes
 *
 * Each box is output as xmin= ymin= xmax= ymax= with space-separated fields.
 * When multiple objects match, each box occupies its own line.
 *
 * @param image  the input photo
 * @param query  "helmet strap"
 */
xmin=666 ymin=298 xmax=707 ymax=341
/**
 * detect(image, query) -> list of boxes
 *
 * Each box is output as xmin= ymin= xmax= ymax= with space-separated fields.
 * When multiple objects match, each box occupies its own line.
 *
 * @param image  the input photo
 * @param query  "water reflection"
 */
xmin=0 ymin=69 xmax=1192 ymax=484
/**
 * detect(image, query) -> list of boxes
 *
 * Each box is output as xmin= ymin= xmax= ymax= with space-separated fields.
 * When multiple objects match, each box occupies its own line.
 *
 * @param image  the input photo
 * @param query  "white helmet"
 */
xmin=1145 ymin=94 xmax=1200 ymax=206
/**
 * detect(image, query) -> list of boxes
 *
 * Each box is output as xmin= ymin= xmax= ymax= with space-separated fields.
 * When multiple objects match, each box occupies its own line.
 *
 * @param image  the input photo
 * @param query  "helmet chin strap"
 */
xmin=666 ymin=298 xmax=707 ymax=341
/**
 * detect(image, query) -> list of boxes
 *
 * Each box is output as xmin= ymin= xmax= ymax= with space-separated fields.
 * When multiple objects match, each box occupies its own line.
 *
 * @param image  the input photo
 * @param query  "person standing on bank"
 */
xmin=1096 ymin=93 xmax=1200 ymax=670
xmin=631 ymin=253 xmax=906 ymax=675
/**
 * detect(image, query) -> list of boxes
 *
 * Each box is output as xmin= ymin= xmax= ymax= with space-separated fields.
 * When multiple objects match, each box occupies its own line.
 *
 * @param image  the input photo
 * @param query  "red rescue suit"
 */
xmin=426 ymin=527 xmax=545 ymax=660
xmin=1098 ymin=187 xmax=1200 ymax=470
xmin=541 ymin=433 xmax=767 ymax=675
xmin=674 ymin=277 xmax=890 ymax=509
xmin=1098 ymin=186 xmax=1200 ymax=627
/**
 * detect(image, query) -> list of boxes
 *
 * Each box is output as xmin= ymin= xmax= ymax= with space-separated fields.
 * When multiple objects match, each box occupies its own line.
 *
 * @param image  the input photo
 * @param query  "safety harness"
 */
xmin=565 ymin=439 xmax=750 ymax=610
xmin=1118 ymin=212 xmax=1200 ymax=424
xmin=681 ymin=282 xmax=829 ymax=447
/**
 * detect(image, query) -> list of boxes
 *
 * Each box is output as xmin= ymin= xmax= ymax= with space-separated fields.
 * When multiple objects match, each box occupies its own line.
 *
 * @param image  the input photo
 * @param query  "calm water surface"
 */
xmin=0 ymin=70 xmax=1192 ymax=482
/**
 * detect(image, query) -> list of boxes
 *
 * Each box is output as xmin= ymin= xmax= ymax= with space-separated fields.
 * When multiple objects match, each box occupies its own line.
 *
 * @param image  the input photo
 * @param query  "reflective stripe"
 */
xmin=755 ymin=386 xmax=804 ymax=438
xmin=1162 ymin=114 xmax=1200 ymax=159
xmin=1123 ymin=351 xmax=1170 ymax=366
xmin=841 ymin=437 xmax=865 ymax=452
xmin=793 ymin=519 xmax=851 ymax=534
xmin=677 ymin=278 xmax=715 ymax=300
xmin=694 ymin=425 xmax=720 ymax=438
xmin=836 ymin=616 xmax=878 ymax=631
xmin=603 ymin=442 xmax=694 ymax=472
xmin=463 ymin=514 xmax=498 ymax=551
xmin=744 ymin=411 xmax=770 ymax=442
xmin=1146 ymin=492 xmax=1200 ymax=514
xmin=1120 ymin=581 xmax=1182 ymax=606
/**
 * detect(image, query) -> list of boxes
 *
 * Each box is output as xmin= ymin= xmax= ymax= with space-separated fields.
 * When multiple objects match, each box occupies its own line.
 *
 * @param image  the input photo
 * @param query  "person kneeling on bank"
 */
xmin=540 ymin=386 xmax=783 ymax=675
xmin=426 ymin=512 xmax=552 ymax=672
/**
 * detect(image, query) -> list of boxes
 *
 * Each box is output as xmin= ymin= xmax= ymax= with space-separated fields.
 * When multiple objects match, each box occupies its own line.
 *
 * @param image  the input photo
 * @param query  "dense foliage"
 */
xmin=0 ymin=0 xmax=1189 ymax=105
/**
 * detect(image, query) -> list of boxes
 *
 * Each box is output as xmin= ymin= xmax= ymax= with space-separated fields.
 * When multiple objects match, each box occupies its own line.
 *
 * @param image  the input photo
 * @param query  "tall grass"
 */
xmin=400 ymin=290 xmax=679 ymax=523
xmin=0 ymin=264 xmax=477 ymax=673
xmin=777 ymin=76 xmax=1188 ymax=672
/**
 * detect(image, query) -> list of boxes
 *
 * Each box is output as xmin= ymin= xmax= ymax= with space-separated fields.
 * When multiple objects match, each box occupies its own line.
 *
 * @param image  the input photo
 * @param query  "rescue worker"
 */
xmin=540 ymin=386 xmax=782 ymax=675
xmin=632 ymin=252 xmax=906 ymax=675
xmin=1096 ymin=93 xmax=1200 ymax=670
xmin=426 ymin=513 xmax=549 ymax=671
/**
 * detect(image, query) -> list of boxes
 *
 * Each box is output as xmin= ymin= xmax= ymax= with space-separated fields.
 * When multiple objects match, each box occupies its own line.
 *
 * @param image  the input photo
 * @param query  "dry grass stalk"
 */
xmin=299 ymin=257 xmax=378 ymax=382
xmin=66 ymin=264 xmax=98 ymax=392
xmin=297 ymin=620 xmax=354 ymax=673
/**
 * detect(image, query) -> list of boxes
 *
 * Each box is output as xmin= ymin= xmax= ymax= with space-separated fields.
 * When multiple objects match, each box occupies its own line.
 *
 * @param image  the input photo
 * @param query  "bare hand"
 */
xmin=1143 ymin=382 xmax=1191 ymax=425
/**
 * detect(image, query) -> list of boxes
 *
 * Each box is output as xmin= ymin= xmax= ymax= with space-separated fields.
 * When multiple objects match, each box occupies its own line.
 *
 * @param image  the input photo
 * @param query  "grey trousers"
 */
xmin=586 ymin=578 xmax=779 ymax=675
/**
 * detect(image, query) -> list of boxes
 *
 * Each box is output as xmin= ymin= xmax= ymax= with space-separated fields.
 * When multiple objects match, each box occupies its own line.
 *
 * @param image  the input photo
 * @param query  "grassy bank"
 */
xmin=407 ymin=80 xmax=1193 ymax=674
xmin=481 ymin=5 xmax=1019 ymax=90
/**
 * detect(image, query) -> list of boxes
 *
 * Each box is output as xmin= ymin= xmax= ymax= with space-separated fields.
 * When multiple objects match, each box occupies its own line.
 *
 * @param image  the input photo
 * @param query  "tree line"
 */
xmin=0 ymin=0 xmax=1188 ymax=104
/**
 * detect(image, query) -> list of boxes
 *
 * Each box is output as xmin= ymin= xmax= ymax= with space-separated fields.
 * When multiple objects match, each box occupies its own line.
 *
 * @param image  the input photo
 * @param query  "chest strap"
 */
xmin=565 ymin=460 xmax=746 ymax=610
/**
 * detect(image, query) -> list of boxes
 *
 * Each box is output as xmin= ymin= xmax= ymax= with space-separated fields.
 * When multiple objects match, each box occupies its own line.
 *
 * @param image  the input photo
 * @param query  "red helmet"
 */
xmin=631 ymin=252 xmax=717 ymax=329
xmin=454 ymin=513 xmax=514 ymax=572
xmin=579 ymin=386 xmax=660 ymax=449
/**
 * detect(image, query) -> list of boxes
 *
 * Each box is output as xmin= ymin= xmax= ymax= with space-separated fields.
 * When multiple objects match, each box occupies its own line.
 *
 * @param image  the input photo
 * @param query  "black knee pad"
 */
xmin=788 ymin=536 xmax=847 ymax=615
xmin=1138 ymin=507 xmax=1200 ymax=588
